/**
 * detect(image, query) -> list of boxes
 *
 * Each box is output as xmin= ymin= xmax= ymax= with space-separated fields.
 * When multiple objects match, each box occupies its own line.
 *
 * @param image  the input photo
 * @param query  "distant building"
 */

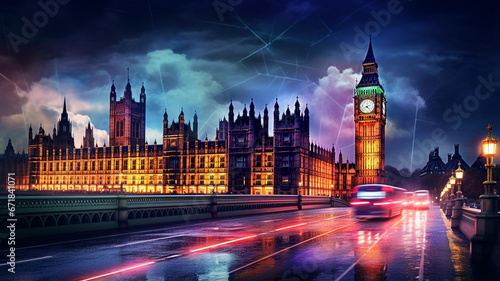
xmin=0 ymin=139 xmax=29 ymax=190
xmin=421 ymin=144 xmax=469 ymax=177
xmin=444 ymin=144 xmax=470 ymax=171
xmin=470 ymin=154 xmax=486 ymax=170
xmin=420 ymin=147 xmax=447 ymax=176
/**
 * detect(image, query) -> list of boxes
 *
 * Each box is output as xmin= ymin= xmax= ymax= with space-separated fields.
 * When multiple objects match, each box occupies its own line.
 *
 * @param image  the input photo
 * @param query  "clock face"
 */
xmin=360 ymin=99 xmax=375 ymax=114
xmin=382 ymin=102 xmax=386 ymax=115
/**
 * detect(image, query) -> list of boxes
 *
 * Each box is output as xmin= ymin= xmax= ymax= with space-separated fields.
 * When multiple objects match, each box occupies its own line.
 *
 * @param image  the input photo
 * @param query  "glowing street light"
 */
xmin=480 ymin=124 xmax=498 ymax=205
xmin=471 ymin=124 xmax=500 ymax=262
xmin=455 ymin=163 xmax=464 ymax=197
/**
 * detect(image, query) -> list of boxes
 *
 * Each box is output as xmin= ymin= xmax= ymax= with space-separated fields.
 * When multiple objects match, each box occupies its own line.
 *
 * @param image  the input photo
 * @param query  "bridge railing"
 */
xmin=0 ymin=194 xmax=349 ymax=238
xmin=446 ymin=197 xmax=500 ymax=274
xmin=457 ymin=206 xmax=480 ymax=240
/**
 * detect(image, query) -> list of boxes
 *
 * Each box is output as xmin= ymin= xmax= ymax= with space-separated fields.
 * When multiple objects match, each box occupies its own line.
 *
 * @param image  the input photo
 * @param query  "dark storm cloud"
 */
xmin=1 ymin=0 xmax=499 ymax=170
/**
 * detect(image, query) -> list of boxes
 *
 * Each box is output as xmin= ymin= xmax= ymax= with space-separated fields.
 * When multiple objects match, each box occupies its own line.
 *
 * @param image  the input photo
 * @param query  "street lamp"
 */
xmin=455 ymin=163 xmax=464 ymax=198
xmin=482 ymin=124 xmax=498 ymax=194
xmin=480 ymin=124 xmax=498 ymax=208
xmin=471 ymin=124 xmax=500 ymax=262
xmin=449 ymin=175 xmax=456 ymax=199
xmin=446 ymin=181 xmax=451 ymax=198
xmin=451 ymin=162 xmax=465 ymax=227
xmin=299 ymin=181 xmax=303 ymax=195
xmin=445 ymin=180 xmax=454 ymax=216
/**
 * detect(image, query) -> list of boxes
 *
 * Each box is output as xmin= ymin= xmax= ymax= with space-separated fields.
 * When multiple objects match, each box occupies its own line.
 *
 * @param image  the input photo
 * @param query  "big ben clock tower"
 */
xmin=354 ymin=37 xmax=387 ymax=185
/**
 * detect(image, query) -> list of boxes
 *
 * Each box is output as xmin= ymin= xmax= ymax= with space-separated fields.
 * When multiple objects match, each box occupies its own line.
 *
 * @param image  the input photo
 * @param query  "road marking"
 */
xmin=114 ymin=234 xmax=185 ymax=248
xmin=77 ymin=209 xmax=352 ymax=280
xmin=418 ymin=211 xmax=428 ymax=280
xmin=227 ymin=221 xmax=358 ymax=275
xmin=261 ymin=219 xmax=282 ymax=223
xmin=0 ymin=255 xmax=52 ymax=266
xmin=5 ymin=229 xmax=184 ymax=252
xmin=334 ymin=214 xmax=409 ymax=281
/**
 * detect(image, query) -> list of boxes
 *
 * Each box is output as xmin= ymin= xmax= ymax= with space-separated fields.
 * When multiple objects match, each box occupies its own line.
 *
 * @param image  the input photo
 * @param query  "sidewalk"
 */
xmin=433 ymin=205 xmax=498 ymax=280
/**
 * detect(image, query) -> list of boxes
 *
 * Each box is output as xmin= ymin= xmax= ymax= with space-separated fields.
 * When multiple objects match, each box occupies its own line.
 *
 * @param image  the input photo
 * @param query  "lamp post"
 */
xmin=455 ymin=163 xmax=464 ymax=198
xmin=451 ymin=163 xmax=465 ymax=227
xmin=446 ymin=180 xmax=454 ymax=216
xmin=471 ymin=124 xmax=500 ymax=262
xmin=441 ymin=182 xmax=450 ymax=210
xmin=481 ymin=124 xmax=498 ymax=200
xmin=298 ymin=181 xmax=303 ymax=210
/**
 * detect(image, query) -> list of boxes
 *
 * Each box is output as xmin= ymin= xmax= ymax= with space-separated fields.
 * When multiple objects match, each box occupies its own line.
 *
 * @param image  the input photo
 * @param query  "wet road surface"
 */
xmin=2 ymin=205 xmax=496 ymax=280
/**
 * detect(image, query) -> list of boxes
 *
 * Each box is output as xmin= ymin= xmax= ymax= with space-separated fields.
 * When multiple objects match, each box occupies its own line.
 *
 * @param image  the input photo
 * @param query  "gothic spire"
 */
xmin=363 ymin=35 xmax=376 ymax=65
xmin=356 ymin=37 xmax=382 ymax=90
xmin=61 ymin=97 xmax=68 ymax=120
xmin=124 ymin=68 xmax=132 ymax=99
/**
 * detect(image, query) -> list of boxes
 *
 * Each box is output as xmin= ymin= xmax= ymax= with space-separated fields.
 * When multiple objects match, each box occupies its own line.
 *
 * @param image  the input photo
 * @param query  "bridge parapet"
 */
xmin=0 ymin=194 xmax=350 ymax=238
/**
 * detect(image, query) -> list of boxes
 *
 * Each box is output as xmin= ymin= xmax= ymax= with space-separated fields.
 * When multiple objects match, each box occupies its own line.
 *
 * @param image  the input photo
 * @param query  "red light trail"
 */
xmin=189 ymin=235 xmax=258 ymax=253
xmin=274 ymin=223 xmax=307 ymax=231
xmin=80 ymin=261 xmax=155 ymax=281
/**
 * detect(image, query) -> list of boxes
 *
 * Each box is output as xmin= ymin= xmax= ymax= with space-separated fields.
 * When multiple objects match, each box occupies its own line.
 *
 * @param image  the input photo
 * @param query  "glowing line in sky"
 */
xmin=310 ymin=81 xmax=345 ymax=110
xmin=219 ymin=74 xmax=259 ymax=93
xmin=235 ymin=12 xmax=268 ymax=45
xmin=410 ymin=100 xmax=419 ymax=172
xmin=336 ymin=102 xmax=348 ymax=148
xmin=262 ymin=51 xmax=269 ymax=75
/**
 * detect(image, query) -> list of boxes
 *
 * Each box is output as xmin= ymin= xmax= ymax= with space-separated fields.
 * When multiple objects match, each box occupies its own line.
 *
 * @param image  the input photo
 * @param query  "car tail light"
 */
xmin=381 ymin=186 xmax=393 ymax=192
xmin=350 ymin=200 xmax=370 ymax=206
xmin=373 ymin=201 xmax=391 ymax=206
xmin=352 ymin=186 xmax=359 ymax=193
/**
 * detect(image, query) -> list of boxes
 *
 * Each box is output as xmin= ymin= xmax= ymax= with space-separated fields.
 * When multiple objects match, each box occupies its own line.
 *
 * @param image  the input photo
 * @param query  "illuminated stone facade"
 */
xmin=2 ymin=45 xmax=386 ymax=198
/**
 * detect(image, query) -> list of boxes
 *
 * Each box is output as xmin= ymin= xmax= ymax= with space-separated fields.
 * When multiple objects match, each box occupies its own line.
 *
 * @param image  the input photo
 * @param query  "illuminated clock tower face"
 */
xmin=360 ymin=99 xmax=375 ymax=114
xmin=354 ymin=39 xmax=387 ymax=185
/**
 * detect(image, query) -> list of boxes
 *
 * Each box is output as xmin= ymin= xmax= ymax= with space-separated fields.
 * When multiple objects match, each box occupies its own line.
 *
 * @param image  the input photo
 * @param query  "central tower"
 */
xmin=354 ymin=38 xmax=386 ymax=185
xmin=109 ymin=69 xmax=146 ymax=147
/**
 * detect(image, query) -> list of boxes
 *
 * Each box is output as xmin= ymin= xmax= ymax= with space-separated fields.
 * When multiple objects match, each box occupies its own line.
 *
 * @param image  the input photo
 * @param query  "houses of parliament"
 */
xmin=1 ymin=40 xmax=387 ymax=198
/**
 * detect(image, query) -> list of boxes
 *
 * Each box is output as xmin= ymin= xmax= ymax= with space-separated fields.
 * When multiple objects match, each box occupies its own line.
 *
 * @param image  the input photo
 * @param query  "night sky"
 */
xmin=1 ymin=0 xmax=499 ymax=170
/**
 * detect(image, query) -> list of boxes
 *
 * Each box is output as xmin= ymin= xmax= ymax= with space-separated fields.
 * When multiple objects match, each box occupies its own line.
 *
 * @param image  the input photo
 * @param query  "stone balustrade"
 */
xmin=0 ymin=194 xmax=349 ymax=238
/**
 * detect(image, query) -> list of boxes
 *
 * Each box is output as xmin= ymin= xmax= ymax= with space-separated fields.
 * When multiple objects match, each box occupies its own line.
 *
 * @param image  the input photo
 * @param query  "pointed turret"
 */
xmin=263 ymin=104 xmax=269 ymax=135
xmin=179 ymin=107 xmax=184 ymax=123
xmin=249 ymin=98 xmax=255 ymax=118
xmin=28 ymin=124 xmax=33 ymax=142
xmin=124 ymin=68 xmax=132 ymax=99
xmin=356 ymin=36 xmax=383 ymax=90
xmin=229 ymin=100 xmax=234 ymax=124
xmin=274 ymin=98 xmax=279 ymax=127
xmin=363 ymin=35 xmax=376 ymax=65
xmin=193 ymin=110 xmax=198 ymax=139
xmin=61 ymin=97 xmax=68 ymax=121
xmin=294 ymin=97 xmax=300 ymax=116
xmin=140 ymin=82 xmax=146 ymax=103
